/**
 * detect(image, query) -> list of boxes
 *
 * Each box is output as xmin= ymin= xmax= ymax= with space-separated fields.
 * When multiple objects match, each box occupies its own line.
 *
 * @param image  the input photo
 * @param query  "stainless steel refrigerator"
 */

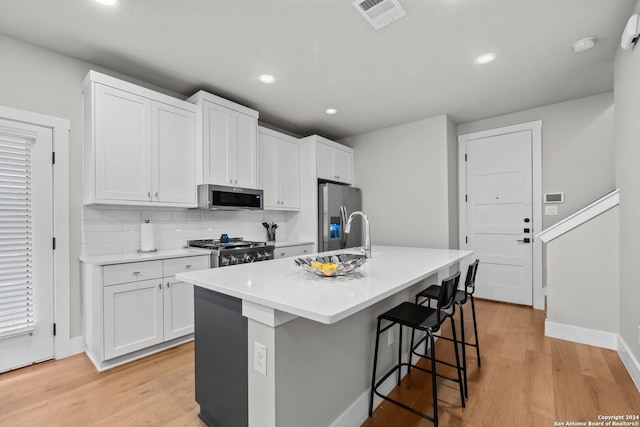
xmin=318 ymin=182 xmax=362 ymax=252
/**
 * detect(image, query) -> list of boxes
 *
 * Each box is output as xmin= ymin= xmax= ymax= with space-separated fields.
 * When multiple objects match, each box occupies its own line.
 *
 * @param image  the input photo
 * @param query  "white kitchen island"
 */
xmin=177 ymin=245 xmax=473 ymax=427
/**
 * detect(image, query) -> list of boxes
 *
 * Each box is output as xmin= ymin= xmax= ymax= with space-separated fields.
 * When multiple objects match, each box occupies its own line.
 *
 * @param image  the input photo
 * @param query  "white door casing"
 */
xmin=0 ymin=106 xmax=71 ymax=368
xmin=0 ymin=119 xmax=54 ymax=372
xmin=459 ymin=121 xmax=543 ymax=309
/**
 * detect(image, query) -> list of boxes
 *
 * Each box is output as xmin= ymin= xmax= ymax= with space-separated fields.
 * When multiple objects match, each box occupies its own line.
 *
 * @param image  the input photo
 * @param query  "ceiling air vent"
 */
xmin=353 ymin=0 xmax=406 ymax=30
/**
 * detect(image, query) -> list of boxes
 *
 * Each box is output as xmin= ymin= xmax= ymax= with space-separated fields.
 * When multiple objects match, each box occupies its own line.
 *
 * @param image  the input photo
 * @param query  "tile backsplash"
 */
xmin=81 ymin=205 xmax=288 ymax=257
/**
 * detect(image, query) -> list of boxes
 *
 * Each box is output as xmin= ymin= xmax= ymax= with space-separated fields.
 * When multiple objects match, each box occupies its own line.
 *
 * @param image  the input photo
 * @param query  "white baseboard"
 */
xmin=617 ymin=335 xmax=640 ymax=393
xmin=330 ymin=364 xmax=409 ymax=427
xmin=69 ymin=336 xmax=85 ymax=356
xmin=545 ymin=321 xmax=640 ymax=393
xmin=544 ymin=320 xmax=618 ymax=350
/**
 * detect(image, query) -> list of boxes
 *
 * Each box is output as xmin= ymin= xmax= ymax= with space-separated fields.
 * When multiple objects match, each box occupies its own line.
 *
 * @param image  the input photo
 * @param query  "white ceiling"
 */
xmin=0 ymin=0 xmax=636 ymax=139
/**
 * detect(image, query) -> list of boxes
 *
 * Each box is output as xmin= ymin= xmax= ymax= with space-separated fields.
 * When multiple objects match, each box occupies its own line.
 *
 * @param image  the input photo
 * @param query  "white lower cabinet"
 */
xmin=83 ymin=254 xmax=209 ymax=370
xmin=274 ymin=243 xmax=314 ymax=259
xmin=104 ymin=279 xmax=164 ymax=359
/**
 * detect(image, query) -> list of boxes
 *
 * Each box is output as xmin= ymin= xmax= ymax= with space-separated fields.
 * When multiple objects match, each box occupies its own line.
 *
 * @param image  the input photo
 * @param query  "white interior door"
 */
xmin=0 ymin=118 xmax=54 ymax=372
xmin=465 ymin=130 xmax=533 ymax=306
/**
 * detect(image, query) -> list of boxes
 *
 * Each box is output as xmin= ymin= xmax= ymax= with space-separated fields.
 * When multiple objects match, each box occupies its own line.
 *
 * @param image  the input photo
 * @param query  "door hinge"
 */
xmin=53 ymin=323 xmax=56 ymax=336
xmin=52 ymin=151 xmax=56 ymax=165
xmin=52 ymin=237 xmax=56 ymax=250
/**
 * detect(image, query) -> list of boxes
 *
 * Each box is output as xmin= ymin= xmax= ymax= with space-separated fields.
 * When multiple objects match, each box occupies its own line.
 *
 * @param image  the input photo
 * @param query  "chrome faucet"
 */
xmin=344 ymin=211 xmax=371 ymax=259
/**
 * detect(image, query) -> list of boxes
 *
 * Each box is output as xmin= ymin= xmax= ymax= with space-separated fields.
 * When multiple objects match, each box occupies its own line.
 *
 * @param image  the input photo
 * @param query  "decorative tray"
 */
xmin=294 ymin=253 xmax=368 ymax=277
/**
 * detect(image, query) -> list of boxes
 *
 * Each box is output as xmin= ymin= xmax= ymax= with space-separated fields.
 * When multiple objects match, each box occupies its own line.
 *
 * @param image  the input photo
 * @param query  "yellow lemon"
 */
xmin=320 ymin=263 xmax=337 ymax=276
xmin=310 ymin=261 xmax=321 ymax=269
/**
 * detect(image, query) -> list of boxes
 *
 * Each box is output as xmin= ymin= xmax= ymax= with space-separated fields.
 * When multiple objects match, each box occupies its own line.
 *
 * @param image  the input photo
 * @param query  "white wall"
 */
xmin=457 ymin=92 xmax=615 ymax=229
xmin=341 ymin=114 xmax=457 ymax=249
xmin=614 ymin=0 xmax=640 ymax=370
xmin=546 ymin=207 xmax=619 ymax=332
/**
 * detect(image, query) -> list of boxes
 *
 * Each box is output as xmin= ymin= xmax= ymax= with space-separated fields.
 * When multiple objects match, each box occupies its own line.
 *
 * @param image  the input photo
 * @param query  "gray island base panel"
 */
xmin=194 ymin=287 xmax=247 ymax=427
xmin=181 ymin=246 xmax=474 ymax=427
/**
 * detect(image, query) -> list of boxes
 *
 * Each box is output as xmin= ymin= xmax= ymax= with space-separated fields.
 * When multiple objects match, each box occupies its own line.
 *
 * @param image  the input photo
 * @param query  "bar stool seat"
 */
xmin=368 ymin=272 xmax=465 ymax=427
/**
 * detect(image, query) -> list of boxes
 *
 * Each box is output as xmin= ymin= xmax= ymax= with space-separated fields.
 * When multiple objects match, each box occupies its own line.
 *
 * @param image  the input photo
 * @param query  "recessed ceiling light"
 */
xmin=325 ymin=108 xmax=338 ymax=115
xmin=572 ymin=37 xmax=597 ymax=53
xmin=473 ymin=53 xmax=497 ymax=65
xmin=95 ymin=0 xmax=119 ymax=6
xmin=258 ymin=74 xmax=276 ymax=84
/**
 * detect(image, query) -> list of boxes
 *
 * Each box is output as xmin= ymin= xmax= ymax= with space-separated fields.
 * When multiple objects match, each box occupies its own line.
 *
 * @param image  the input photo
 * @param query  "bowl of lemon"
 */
xmin=294 ymin=253 xmax=368 ymax=277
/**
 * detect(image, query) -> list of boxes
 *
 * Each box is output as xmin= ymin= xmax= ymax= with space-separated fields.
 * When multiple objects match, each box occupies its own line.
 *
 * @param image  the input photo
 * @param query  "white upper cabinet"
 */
xmin=188 ymin=91 xmax=259 ymax=188
xmin=154 ymin=102 xmax=197 ymax=204
xmin=257 ymin=126 xmax=300 ymax=210
xmin=83 ymin=71 xmax=198 ymax=207
xmin=315 ymin=137 xmax=354 ymax=184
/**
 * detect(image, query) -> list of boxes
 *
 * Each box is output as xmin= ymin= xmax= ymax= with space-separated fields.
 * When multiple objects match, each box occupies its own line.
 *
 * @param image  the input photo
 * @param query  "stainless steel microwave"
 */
xmin=197 ymin=184 xmax=263 ymax=210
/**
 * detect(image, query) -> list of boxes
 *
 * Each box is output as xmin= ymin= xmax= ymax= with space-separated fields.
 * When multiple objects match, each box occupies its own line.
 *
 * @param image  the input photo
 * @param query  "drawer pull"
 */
xmin=132 ymin=271 xmax=141 ymax=275
xmin=185 ymin=265 xmax=192 ymax=269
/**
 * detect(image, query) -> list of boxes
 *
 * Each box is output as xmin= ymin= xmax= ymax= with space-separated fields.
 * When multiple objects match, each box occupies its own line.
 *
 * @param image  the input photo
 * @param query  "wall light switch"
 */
xmin=545 ymin=205 xmax=558 ymax=216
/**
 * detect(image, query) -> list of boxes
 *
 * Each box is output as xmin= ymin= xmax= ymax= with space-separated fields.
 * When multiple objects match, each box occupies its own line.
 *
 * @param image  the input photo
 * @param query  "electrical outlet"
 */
xmin=388 ymin=329 xmax=394 ymax=346
xmin=253 ymin=342 xmax=267 ymax=376
xmin=545 ymin=205 xmax=558 ymax=216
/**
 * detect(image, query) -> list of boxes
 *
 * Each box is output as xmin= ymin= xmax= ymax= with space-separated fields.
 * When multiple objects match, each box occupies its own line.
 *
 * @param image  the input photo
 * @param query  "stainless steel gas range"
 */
xmin=187 ymin=238 xmax=274 ymax=267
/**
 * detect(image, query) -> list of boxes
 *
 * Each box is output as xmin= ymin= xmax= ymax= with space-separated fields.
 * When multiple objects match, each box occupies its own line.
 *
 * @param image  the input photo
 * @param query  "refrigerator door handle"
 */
xmin=340 ymin=205 xmax=348 ymax=249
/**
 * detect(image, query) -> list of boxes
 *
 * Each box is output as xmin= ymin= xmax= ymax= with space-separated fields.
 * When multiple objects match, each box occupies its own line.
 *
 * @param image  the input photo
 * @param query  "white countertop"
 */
xmin=80 ymin=248 xmax=211 ymax=266
xmin=177 ymin=245 xmax=473 ymax=324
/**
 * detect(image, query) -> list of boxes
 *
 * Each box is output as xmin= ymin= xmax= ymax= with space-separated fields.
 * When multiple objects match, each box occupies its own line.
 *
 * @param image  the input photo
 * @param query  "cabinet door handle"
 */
xmin=147 ymin=191 xmax=151 ymax=199
xmin=158 ymin=283 xmax=162 ymax=289
xmin=167 ymin=282 xmax=170 ymax=288
xmin=155 ymin=192 xmax=159 ymax=199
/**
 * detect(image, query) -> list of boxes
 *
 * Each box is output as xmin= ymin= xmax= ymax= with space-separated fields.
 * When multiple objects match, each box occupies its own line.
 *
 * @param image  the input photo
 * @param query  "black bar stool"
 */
xmin=415 ymin=259 xmax=481 ymax=397
xmin=368 ymin=272 xmax=465 ymax=426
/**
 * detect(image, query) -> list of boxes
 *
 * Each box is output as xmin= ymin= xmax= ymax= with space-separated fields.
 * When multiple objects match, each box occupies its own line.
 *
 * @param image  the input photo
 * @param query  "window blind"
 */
xmin=0 ymin=137 xmax=33 ymax=338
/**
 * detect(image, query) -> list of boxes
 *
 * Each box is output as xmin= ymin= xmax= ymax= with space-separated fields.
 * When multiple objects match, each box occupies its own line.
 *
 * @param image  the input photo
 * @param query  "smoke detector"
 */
xmin=353 ymin=0 xmax=406 ymax=30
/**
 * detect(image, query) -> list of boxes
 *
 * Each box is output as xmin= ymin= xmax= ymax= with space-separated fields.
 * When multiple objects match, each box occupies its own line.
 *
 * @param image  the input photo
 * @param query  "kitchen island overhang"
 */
xmin=177 ymin=245 xmax=473 ymax=427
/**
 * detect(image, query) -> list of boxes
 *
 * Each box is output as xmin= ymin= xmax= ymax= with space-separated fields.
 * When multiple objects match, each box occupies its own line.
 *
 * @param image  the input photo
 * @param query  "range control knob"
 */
xmin=229 ymin=255 xmax=238 ymax=265
xmin=243 ymin=254 xmax=256 ymax=263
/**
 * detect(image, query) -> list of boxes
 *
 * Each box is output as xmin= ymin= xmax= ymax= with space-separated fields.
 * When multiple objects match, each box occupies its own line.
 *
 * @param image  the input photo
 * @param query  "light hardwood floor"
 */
xmin=1 ymin=299 xmax=638 ymax=426
xmin=362 ymin=299 xmax=640 ymax=427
